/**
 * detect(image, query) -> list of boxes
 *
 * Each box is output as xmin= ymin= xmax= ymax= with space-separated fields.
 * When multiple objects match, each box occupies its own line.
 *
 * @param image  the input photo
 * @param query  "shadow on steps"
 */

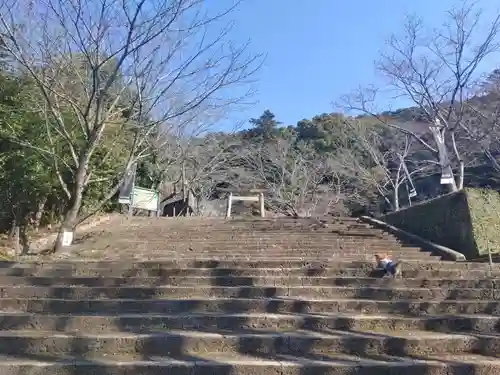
xmin=0 ymin=260 xmax=495 ymax=375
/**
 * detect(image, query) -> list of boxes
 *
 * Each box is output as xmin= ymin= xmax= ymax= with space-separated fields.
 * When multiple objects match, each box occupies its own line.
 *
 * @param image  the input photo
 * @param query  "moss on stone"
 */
xmin=466 ymin=188 xmax=500 ymax=257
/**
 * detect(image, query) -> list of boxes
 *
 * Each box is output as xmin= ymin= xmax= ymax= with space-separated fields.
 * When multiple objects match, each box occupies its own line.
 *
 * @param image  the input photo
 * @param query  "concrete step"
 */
xmin=0 ymin=351 xmax=497 ymax=375
xmin=6 ymin=259 xmax=497 ymax=271
xmin=119 ymin=232 xmax=391 ymax=238
xmin=121 ymin=246 xmax=422 ymax=253
xmin=127 ymin=249 xmax=433 ymax=255
xmin=147 ymin=227 xmax=391 ymax=234
xmin=0 ymin=285 xmax=495 ymax=300
xmin=125 ymin=246 xmax=427 ymax=252
xmin=132 ymin=236 xmax=401 ymax=243
xmin=0 ymin=312 xmax=498 ymax=334
xmin=83 ymin=241 xmax=413 ymax=249
xmin=150 ymin=255 xmax=439 ymax=262
xmin=160 ymin=218 xmax=363 ymax=226
xmin=0 ymin=329 xmax=497 ymax=357
xmin=170 ymin=231 xmax=391 ymax=238
xmin=3 ymin=297 xmax=498 ymax=315
xmin=0 ymin=275 xmax=495 ymax=288
xmin=114 ymin=249 xmax=433 ymax=255
xmin=0 ymin=266 xmax=495 ymax=278
xmin=104 ymin=238 xmax=403 ymax=244
xmin=105 ymin=255 xmax=440 ymax=262
xmin=160 ymin=229 xmax=384 ymax=236
xmin=148 ymin=257 xmax=443 ymax=263
xmin=74 ymin=252 xmax=438 ymax=261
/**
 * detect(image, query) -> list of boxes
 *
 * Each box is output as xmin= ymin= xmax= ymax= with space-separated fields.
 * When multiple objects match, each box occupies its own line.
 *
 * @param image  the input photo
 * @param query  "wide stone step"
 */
xmin=146 ymin=227 xmax=391 ymax=234
xmin=77 ymin=253 xmax=438 ymax=261
xmin=0 ymin=266 xmax=494 ymax=278
xmin=5 ymin=260 xmax=494 ymax=270
xmin=0 ymin=329 xmax=497 ymax=357
xmin=151 ymin=255 xmax=438 ymax=262
xmin=100 ymin=255 xmax=439 ymax=262
xmin=124 ymin=225 xmax=374 ymax=233
xmin=0 ymin=285 xmax=494 ymax=300
xmin=104 ymin=240 xmax=405 ymax=247
xmin=2 ymin=297 xmax=500 ymax=315
xmin=0 ymin=352 xmax=497 ymax=375
xmin=83 ymin=246 xmax=419 ymax=254
xmin=128 ymin=249 xmax=433 ymax=256
xmin=141 ymin=245 xmax=426 ymax=251
xmin=119 ymin=255 xmax=436 ymax=261
xmin=117 ymin=251 xmax=434 ymax=257
xmin=131 ymin=236 xmax=401 ymax=243
xmin=117 ymin=232 xmax=391 ymax=240
xmin=150 ymin=233 xmax=390 ymax=239
xmin=0 ymin=312 xmax=498 ymax=334
xmin=0 ymin=275 xmax=494 ymax=288
xmin=124 ymin=246 xmax=423 ymax=253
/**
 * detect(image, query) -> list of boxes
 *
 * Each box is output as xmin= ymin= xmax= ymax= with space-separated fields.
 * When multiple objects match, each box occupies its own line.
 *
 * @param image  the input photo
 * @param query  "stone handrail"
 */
xmin=359 ymin=216 xmax=466 ymax=261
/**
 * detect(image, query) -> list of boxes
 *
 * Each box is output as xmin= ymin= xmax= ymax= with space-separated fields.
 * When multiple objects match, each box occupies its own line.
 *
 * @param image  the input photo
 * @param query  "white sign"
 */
xmin=62 ymin=231 xmax=74 ymax=247
xmin=440 ymin=166 xmax=454 ymax=185
xmin=118 ymin=196 xmax=131 ymax=204
xmin=131 ymin=187 xmax=159 ymax=211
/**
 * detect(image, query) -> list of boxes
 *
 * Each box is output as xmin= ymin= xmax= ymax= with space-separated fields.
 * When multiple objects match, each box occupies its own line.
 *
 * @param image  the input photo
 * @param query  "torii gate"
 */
xmin=216 ymin=188 xmax=267 ymax=218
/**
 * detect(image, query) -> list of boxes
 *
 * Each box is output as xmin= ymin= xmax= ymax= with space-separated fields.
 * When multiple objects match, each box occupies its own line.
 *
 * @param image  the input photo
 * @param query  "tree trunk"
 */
xmin=181 ymin=160 xmax=186 ymax=202
xmin=52 ymin=162 xmax=87 ymax=253
xmin=9 ymin=215 xmax=18 ymax=241
xmin=33 ymin=195 xmax=48 ymax=232
xmin=394 ymin=163 xmax=402 ymax=211
xmin=449 ymin=130 xmax=464 ymax=191
xmin=393 ymin=189 xmax=400 ymax=211
xmin=457 ymin=160 xmax=465 ymax=190
xmin=20 ymin=223 xmax=30 ymax=255
xmin=12 ymin=226 xmax=20 ymax=255
xmin=429 ymin=128 xmax=458 ymax=192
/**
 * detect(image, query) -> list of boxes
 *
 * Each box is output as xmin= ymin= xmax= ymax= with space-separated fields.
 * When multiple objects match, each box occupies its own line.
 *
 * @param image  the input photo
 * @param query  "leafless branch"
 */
xmin=0 ymin=0 xmax=262 ymax=250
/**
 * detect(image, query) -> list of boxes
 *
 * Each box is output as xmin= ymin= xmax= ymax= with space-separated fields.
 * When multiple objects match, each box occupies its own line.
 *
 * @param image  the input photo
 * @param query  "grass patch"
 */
xmin=467 ymin=188 xmax=500 ymax=257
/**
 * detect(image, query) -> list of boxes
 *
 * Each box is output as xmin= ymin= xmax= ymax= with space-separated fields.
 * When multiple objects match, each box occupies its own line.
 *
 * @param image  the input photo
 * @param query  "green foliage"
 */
xmin=0 ymin=62 xmax=155 ymax=233
xmin=0 ymin=73 xmax=57 ymax=226
xmin=296 ymin=113 xmax=346 ymax=153
xmin=245 ymin=110 xmax=282 ymax=141
xmin=467 ymin=188 xmax=500 ymax=257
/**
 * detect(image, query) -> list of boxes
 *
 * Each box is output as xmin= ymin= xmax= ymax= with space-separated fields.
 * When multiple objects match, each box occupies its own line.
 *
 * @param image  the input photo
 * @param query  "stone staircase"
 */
xmin=0 ymin=216 xmax=500 ymax=374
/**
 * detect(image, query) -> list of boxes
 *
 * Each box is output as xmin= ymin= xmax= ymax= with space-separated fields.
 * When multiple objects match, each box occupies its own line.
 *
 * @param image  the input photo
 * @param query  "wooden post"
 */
xmin=259 ymin=193 xmax=265 ymax=218
xmin=226 ymin=192 xmax=233 ymax=218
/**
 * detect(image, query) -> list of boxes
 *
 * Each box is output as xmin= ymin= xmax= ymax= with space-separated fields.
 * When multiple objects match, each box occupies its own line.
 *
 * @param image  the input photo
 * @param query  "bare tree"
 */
xmin=337 ymin=118 xmax=430 ymax=211
xmin=340 ymin=1 xmax=500 ymax=193
xmin=0 ymin=0 xmax=261 ymax=251
xmin=242 ymin=139 xmax=346 ymax=217
xmin=463 ymin=69 xmax=500 ymax=172
xmin=178 ymin=132 xmax=241 ymax=215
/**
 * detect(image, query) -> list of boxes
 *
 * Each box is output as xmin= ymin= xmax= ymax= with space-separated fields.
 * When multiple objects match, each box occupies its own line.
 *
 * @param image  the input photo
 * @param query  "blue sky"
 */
xmin=221 ymin=0 xmax=500 ymax=129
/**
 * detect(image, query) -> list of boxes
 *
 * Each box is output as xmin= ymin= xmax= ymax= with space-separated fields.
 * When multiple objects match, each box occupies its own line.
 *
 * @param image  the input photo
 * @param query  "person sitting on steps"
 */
xmin=374 ymin=253 xmax=402 ymax=278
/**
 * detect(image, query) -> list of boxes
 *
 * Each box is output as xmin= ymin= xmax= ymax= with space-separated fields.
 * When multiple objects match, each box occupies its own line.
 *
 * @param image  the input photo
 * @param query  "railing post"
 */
xmin=259 ymin=193 xmax=265 ymax=218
